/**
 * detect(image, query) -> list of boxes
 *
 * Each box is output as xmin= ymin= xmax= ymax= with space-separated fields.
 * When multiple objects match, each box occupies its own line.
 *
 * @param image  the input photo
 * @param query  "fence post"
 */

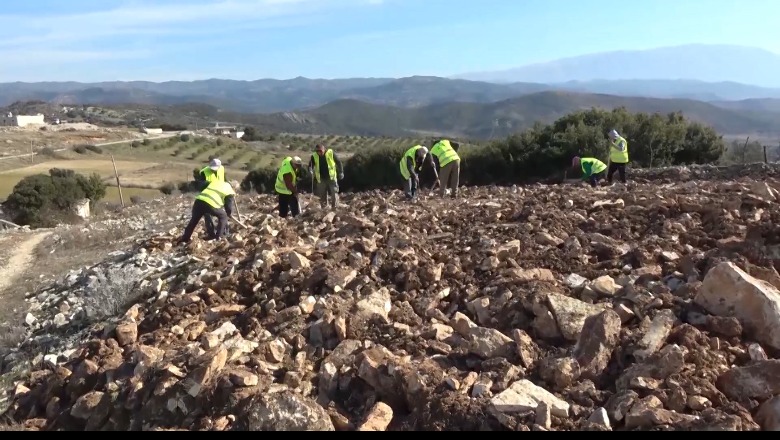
xmin=110 ymin=154 xmax=125 ymax=208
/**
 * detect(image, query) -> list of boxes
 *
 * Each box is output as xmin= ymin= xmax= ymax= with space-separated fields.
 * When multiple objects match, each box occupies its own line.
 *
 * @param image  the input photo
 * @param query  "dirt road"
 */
xmin=0 ymin=231 xmax=52 ymax=294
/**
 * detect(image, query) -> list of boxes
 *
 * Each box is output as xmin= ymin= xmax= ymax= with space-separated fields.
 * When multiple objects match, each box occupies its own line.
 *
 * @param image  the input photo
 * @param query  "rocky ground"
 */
xmin=3 ymin=163 xmax=780 ymax=431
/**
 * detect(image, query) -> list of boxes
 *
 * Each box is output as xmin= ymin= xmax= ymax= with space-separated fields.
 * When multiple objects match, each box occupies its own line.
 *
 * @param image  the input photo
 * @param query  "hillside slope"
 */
xmin=3 ymin=165 xmax=780 ymax=431
xmin=243 ymin=92 xmax=780 ymax=138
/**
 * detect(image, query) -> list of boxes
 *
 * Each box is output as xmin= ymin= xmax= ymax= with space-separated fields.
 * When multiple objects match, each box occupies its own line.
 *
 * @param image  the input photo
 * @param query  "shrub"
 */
xmin=131 ymin=141 xmax=142 ymax=148
xmin=142 ymin=138 xmax=151 ymax=146
xmin=85 ymin=144 xmax=103 ymax=154
xmin=159 ymin=182 xmax=176 ymax=195
xmin=242 ymin=108 xmax=726 ymax=194
xmin=180 ymin=133 xmax=191 ymax=142
xmin=73 ymin=145 xmax=87 ymax=154
xmin=130 ymin=195 xmax=144 ymax=205
xmin=4 ymin=168 xmax=107 ymax=227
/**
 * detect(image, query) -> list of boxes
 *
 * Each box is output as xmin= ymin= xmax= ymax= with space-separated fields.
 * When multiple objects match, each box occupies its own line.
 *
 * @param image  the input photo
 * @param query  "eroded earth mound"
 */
xmin=4 ymin=168 xmax=780 ymax=431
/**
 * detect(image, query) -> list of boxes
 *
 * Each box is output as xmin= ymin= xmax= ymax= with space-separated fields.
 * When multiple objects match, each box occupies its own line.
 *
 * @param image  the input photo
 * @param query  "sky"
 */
xmin=1 ymin=0 xmax=779 ymax=82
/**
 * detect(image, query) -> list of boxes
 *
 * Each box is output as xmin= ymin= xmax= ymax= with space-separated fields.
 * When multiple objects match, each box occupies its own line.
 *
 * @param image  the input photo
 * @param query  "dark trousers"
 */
xmin=589 ymin=171 xmax=606 ymax=188
xmin=205 ymin=195 xmax=234 ymax=238
xmin=404 ymin=177 xmax=418 ymax=199
xmin=278 ymin=193 xmax=300 ymax=218
xmin=607 ymin=162 xmax=627 ymax=183
xmin=181 ymin=200 xmax=228 ymax=242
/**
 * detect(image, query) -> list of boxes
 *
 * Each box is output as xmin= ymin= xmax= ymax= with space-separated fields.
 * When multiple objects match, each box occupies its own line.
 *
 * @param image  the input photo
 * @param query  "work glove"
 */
xmin=338 ymin=173 xmax=344 ymax=180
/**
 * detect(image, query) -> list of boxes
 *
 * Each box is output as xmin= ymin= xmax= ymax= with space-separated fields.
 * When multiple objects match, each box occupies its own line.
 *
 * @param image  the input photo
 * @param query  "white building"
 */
xmin=0 ymin=113 xmax=45 ymax=127
xmin=141 ymin=127 xmax=163 ymax=134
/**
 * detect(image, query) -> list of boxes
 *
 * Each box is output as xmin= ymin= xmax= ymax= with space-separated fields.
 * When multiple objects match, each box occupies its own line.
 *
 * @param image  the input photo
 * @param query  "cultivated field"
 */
xmin=0 ymin=128 xmax=448 ymax=204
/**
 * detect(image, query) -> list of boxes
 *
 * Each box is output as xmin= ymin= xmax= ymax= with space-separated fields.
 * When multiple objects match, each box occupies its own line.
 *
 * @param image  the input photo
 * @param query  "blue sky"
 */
xmin=0 ymin=0 xmax=778 ymax=82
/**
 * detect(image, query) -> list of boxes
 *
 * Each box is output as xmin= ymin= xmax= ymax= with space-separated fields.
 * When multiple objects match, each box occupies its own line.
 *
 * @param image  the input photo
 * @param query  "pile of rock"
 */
xmin=3 ymin=176 xmax=780 ymax=431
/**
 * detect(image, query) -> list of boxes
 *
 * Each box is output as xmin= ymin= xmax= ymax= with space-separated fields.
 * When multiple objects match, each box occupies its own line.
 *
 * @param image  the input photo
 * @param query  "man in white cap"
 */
xmin=199 ymin=158 xmax=226 ymax=186
xmin=197 ymin=157 xmax=226 ymax=237
xmin=400 ymin=144 xmax=438 ymax=200
xmin=177 ymin=180 xmax=235 ymax=244
xmin=275 ymin=156 xmax=303 ymax=218
xmin=606 ymin=129 xmax=629 ymax=184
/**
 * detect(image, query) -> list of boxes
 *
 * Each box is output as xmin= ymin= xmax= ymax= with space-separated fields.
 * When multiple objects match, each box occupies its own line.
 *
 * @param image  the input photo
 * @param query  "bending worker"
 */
xmin=308 ymin=144 xmax=344 ymax=208
xmin=430 ymin=139 xmax=461 ymax=198
xmin=197 ymin=158 xmax=226 ymax=237
xmin=275 ymin=156 xmax=304 ymax=218
xmin=572 ymin=156 xmax=608 ymax=188
xmin=400 ymin=145 xmax=438 ymax=200
xmin=606 ymin=129 xmax=629 ymax=184
xmin=178 ymin=180 xmax=235 ymax=244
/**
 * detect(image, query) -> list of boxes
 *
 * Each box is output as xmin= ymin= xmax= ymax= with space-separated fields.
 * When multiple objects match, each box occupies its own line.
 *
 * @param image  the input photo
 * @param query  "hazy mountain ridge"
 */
xmin=453 ymin=44 xmax=780 ymax=88
xmin=4 ymin=76 xmax=780 ymax=115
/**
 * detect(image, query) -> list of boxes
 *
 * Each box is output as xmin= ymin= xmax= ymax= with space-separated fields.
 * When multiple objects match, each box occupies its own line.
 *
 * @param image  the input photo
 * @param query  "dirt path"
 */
xmin=0 ymin=231 xmax=52 ymax=294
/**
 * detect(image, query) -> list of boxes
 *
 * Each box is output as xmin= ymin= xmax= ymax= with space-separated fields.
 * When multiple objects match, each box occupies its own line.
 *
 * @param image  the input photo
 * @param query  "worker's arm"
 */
xmin=406 ymin=157 xmax=418 ymax=179
xmin=308 ymin=156 xmax=315 ymax=172
xmin=283 ymin=173 xmax=296 ymax=194
xmin=224 ymin=195 xmax=235 ymax=217
xmin=426 ymin=154 xmax=439 ymax=180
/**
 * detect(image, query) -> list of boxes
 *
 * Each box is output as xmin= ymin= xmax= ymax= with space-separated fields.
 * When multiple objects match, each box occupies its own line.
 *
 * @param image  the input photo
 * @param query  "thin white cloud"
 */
xmin=0 ymin=0 xmax=383 ymax=73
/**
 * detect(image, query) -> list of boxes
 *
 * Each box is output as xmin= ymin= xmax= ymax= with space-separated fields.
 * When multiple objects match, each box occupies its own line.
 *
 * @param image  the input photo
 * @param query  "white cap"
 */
xmin=292 ymin=156 xmax=302 ymax=165
xmin=209 ymin=158 xmax=222 ymax=170
xmin=419 ymin=147 xmax=429 ymax=155
xmin=608 ymin=129 xmax=619 ymax=138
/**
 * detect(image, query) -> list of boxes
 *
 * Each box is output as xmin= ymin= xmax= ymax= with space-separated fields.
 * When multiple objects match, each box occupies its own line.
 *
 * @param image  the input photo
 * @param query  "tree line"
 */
xmin=242 ymin=107 xmax=726 ymax=193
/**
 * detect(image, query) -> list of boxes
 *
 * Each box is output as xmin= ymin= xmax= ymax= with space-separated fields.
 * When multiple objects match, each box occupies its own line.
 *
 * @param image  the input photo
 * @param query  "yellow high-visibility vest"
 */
xmin=196 ymin=180 xmax=235 ymax=209
xmin=311 ymin=149 xmax=337 ymax=183
xmin=200 ymin=165 xmax=225 ymax=182
xmin=275 ymin=157 xmax=297 ymax=195
xmin=399 ymin=145 xmax=425 ymax=180
xmin=430 ymin=140 xmax=460 ymax=168
xmin=609 ymin=136 xmax=629 ymax=163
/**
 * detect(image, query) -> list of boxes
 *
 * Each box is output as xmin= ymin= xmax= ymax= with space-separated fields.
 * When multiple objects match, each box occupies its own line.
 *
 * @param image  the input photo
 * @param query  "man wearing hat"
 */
xmin=197 ymin=158 xmax=227 ymax=237
xmin=178 ymin=180 xmax=235 ymax=244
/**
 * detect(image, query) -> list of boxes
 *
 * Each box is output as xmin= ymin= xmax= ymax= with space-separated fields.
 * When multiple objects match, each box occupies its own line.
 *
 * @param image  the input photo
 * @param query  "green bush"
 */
xmin=241 ymin=108 xmax=726 ymax=194
xmin=4 ymin=168 xmax=107 ymax=227
xmin=85 ymin=144 xmax=103 ymax=154
xmin=180 ymin=133 xmax=191 ymax=142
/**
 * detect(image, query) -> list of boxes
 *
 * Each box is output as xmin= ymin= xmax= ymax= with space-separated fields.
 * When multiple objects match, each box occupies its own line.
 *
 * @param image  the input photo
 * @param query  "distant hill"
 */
xmin=230 ymin=91 xmax=780 ymax=139
xmin=454 ymin=44 xmax=780 ymax=88
xmin=4 ymin=74 xmax=780 ymax=114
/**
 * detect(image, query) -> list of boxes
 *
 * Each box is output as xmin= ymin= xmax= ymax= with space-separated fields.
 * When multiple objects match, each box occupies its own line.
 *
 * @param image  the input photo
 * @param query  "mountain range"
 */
xmin=2 ymin=44 xmax=780 ymax=139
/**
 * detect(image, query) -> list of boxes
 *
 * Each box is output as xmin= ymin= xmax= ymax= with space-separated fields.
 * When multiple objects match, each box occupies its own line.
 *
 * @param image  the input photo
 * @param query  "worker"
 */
xmin=572 ymin=156 xmax=608 ymax=188
xmin=275 ymin=156 xmax=303 ymax=218
xmin=196 ymin=158 xmax=226 ymax=237
xmin=430 ymin=139 xmax=461 ymax=198
xmin=400 ymin=145 xmax=438 ymax=200
xmin=606 ymin=129 xmax=629 ymax=184
xmin=308 ymin=144 xmax=344 ymax=208
xmin=178 ymin=180 xmax=235 ymax=244
xmin=198 ymin=158 xmax=226 ymax=187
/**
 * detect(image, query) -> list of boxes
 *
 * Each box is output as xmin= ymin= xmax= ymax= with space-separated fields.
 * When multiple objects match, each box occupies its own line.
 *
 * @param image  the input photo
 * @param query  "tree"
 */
xmin=4 ymin=168 xmax=107 ymax=227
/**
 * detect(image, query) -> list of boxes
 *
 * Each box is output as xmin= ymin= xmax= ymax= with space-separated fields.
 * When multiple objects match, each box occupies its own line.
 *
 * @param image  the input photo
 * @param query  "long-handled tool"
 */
xmin=230 ymin=214 xmax=248 ymax=229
